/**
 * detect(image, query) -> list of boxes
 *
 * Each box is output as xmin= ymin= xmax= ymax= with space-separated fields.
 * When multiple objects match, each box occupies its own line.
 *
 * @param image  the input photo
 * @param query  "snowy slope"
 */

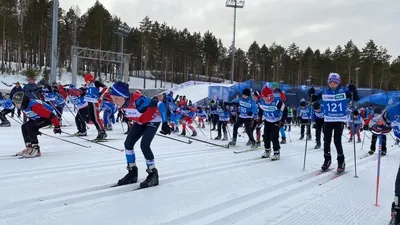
xmin=0 ymin=111 xmax=397 ymax=225
xmin=0 ymin=73 xmax=176 ymax=91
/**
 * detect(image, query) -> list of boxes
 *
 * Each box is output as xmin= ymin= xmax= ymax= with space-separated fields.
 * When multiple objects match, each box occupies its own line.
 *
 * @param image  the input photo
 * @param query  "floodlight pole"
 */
xmin=50 ymin=0 xmax=58 ymax=83
xmin=355 ymin=67 xmax=360 ymax=87
xmin=115 ymin=22 xmax=130 ymax=81
xmin=226 ymin=0 xmax=244 ymax=84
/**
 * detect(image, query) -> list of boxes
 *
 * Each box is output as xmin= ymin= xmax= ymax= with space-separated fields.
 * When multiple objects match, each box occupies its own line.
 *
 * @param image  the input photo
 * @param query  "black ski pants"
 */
xmin=124 ymin=122 xmax=160 ymax=161
xmin=21 ymin=118 xmax=52 ymax=145
xmin=232 ymin=117 xmax=255 ymax=142
xmin=315 ymin=119 xmax=324 ymax=145
xmin=217 ymin=121 xmax=227 ymax=137
xmin=323 ymin=122 xmax=344 ymax=157
xmin=370 ymin=133 xmax=387 ymax=152
xmin=263 ymin=121 xmax=281 ymax=152
xmin=211 ymin=114 xmax=218 ymax=129
xmin=285 ymin=117 xmax=292 ymax=131
xmin=395 ymin=165 xmax=400 ymax=197
xmin=0 ymin=109 xmax=12 ymax=122
xmin=75 ymin=107 xmax=89 ymax=133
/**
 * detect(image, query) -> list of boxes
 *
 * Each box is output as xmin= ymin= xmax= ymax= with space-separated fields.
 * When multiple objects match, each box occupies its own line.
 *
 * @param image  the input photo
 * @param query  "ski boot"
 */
xmin=300 ymin=135 xmax=304 ymax=140
xmin=95 ymin=130 xmax=107 ymax=140
xmin=306 ymin=135 xmax=312 ymax=141
xmin=15 ymin=143 xmax=32 ymax=156
xmin=337 ymin=154 xmax=345 ymax=174
xmin=214 ymin=136 xmax=221 ymax=140
xmin=321 ymin=153 xmax=332 ymax=172
xmin=191 ymin=131 xmax=197 ymax=137
xmin=280 ymin=138 xmax=286 ymax=144
xmin=105 ymin=124 xmax=113 ymax=131
xmin=271 ymin=151 xmax=280 ymax=161
xmin=357 ymin=139 xmax=361 ymax=143
xmin=117 ymin=166 xmax=138 ymax=186
xmin=391 ymin=201 xmax=400 ymax=225
xmin=255 ymin=140 xmax=261 ymax=148
xmin=140 ymin=168 xmax=159 ymax=188
xmin=246 ymin=140 xmax=252 ymax=146
xmin=222 ymin=133 xmax=228 ymax=141
xmin=173 ymin=127 xmax=179 ymax=133
xmin=74 ymin=131 xmax=87 ymax=136
xmin=251 ymin=140 xmax=256 ymax=148
xmin=261 ymin=148 xmax=271 ymax=158
xmin=180 ymin=130 xmax=186 ymax=136
xmin=201 ymin=124 xmax=205 ymax=128
xmin=382 ymin=150 xmax=387 ymax=156
xmin=314 ymin=143 xmax=321 ymax=149
xmin=0 ymin=121 xmax=10 ymax=127
xmin=228 ymin=138 xmax=236 ymax=146
xmin=23 ymin=144 xmax=41 ymax=158
xmin=368 ymin=149 xmax=375 ymax=155
xmin=348 ymin=138 xmax=353 ymax=143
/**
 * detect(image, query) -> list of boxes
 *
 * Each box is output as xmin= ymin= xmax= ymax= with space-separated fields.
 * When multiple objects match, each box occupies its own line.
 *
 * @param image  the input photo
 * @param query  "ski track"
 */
xmin=0 ymin=112 xmax=398 ymax=225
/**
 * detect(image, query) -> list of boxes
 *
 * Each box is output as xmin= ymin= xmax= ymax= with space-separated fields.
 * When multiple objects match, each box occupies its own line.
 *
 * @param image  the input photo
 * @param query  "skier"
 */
xmin=84 ymin=73 xmax=107 ymax=140
xmin=11 ymin=91 xmax=62 ymax=157
xmin=68 ymin=85 xmax=89 ymax=136
xmin=101 ymin=93 xmax=117 ymax=131
xmin=251 ymin=91 xmax=263 ymax=147
xmin=209 ymin=100 xmax=218 ymax=130
xmin=347 ymin=109 xmax=364 ymax=143
xmin=368 ymin=108 xmax=390 ymax=156
xmin=214 ymin=102 xmax=229 ymax=140
xmin=259 ymin=86 xmax=287 ymax=160
xmin=0 ymin=92 xmax=14 ymax=126
xmin=309 ymin=73 xmax=359 ymax=173
xmin=270 ymin=82 xmax=287 ymax=144
xmin=298 ymin=100 xmax=312 ymax=140
xmin=180 ymin=106 xmax=197 ymax=137
xmin=312 ymin=102 xmax=324 ymax=149
xmin=196 ymin=106 xmax=207 ymax=128
xmin=109 ymin=81 xmax=171 ymax=189
xmin=227 ymin=88 xmax=257 ymax=147
xmin=364 ymin=103 xmax=399 ymax=224
xmin=285 ymin=106 xmax=293 ymax=132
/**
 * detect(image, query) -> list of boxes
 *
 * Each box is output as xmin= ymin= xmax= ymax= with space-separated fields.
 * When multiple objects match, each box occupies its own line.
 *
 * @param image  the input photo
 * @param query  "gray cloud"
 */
xmin=61 ymin=0 xmax=400 ymax=59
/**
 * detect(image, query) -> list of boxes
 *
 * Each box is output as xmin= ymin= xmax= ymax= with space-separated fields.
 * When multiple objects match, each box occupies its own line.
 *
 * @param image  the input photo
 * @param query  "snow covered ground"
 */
xmin=0 ymin=110 xmax=398 ymax=225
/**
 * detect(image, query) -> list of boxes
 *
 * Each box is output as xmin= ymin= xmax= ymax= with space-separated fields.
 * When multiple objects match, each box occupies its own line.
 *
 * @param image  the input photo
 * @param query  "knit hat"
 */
xmin=270 ymin=82 xmax=279 ymax=89
xmin=327 ymin=73 xmax=341 ymax=84
xmin=242 ymin=88 xmax=251 ymax=96
xmin=110 ymin=81 xmax=130 ymax=98
xmin=261 ymin=87 xmax=273 ymax=97
xmin=313 ymin=102 xmax=321 ymax=110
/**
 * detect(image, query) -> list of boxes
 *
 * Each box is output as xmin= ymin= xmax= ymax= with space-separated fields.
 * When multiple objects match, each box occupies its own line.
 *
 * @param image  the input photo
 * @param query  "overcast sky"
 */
xmin=60 ymin=0 xmax=400 ymax=60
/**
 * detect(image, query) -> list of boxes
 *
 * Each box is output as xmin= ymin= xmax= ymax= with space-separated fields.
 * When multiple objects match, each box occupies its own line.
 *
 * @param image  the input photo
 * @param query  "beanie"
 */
xmin=110 ymin=81 xmax=130 ymax=98
xmin=242 ymin=88 xmax=251 ymax=96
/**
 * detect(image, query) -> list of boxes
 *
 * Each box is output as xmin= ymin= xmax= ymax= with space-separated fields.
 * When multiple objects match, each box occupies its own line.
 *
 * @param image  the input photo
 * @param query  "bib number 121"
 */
xmin=327 ymin=102 xmax=342 ymax=112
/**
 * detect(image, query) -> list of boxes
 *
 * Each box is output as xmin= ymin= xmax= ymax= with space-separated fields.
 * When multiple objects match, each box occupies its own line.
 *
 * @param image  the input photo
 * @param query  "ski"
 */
xmin=187 ymin=136 xmax=229 ymax=148
xmin=91 ymin=138 xmax=120 ymax=143
xmin=315 ymin=168 xmax=334 ymax=176
xmin=233 ymin=147 xmax=261 ymax=154
xmin=319 ymin=171 xmax=349 ymax=185
xmin=360 ymin=153 xmax=372 ymax=159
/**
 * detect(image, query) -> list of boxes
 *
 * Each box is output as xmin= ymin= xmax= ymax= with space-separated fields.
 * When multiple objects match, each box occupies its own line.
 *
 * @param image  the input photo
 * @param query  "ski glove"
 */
xmin=53 ymin=126 xmax=62 ymax=134
xmin=160 ymin=122 xmax=171 ymax=135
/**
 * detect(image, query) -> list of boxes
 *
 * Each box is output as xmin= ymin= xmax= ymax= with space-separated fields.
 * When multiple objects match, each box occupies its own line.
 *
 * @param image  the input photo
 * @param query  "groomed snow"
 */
xmin=0 ymin=110 xmax=397 ymax=225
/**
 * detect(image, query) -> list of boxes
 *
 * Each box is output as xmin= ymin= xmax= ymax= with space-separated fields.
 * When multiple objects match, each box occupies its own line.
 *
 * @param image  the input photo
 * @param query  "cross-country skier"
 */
xmin=270 ymin=82 xmax=287 ymax=144
xmin=180 ymin=106 xmax=197 ymax=136
xmin=312 ymin=102 xmax=324 ymax=149
xmin=109 ymin=81 xmax=171 ymax=189
xmin=298 ymin=100 xmax=312 ymax=140
xmin=101 ymin=93 xmax=117 ymax=131
xmin=285 ymin=106 xmax=293 ymax=132
xmin=309 ymin=73 xmax=359 ymax=173
xmin=68 ymin=85 xmax=89 ymax=136
xmin=196 ymin=106 xmax=207 ymax=128
xmin=227 ymin=88 xmax=257 ymax=147
xmin=251 ymin=91 xmax=262 ymax=147
xmin=347 ymin=110 xmax=364 ymax=143
xmin=209 ymin=100 xmax=218 ymax=130
xmin=11 ymin=91 xmax=62 ymax=158
xmin=84 ymin=73 xmax=107 ymax=140
xmin=365 ymin=103 xmax=399 ymax=224
xmin=259 ymin=86 xmax=287 ymax=160
xmin=0 ymin=92 xmax=14 ymax=126
xmin=214 ymin=102 xmax=229 ymax=140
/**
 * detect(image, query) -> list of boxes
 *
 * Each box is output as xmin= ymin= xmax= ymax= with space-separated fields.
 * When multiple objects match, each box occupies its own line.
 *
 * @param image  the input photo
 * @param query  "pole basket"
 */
xmin=225 ymin=0 xmax=245 ymax=8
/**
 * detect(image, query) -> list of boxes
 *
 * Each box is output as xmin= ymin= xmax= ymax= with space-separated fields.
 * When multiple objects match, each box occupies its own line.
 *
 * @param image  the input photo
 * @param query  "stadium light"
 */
xmin=226 ymin=0 xmax=245 ymax=84
xmin=115 ymin=22 xmax=131 ymax=81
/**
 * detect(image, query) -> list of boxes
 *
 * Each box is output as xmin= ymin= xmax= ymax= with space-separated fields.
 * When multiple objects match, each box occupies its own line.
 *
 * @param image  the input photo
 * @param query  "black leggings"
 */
xmin=323 ymin=122 xmax=344 ymax=156
xmin=232 ymin=117 xmax=255 ymax=142
xmin=76 ymin=107 xmax=89 ymax=132
xmin=124 ymin=122 xmax=160 ymax=160
xmin=22 ymin=118 xmax=52 ymax=144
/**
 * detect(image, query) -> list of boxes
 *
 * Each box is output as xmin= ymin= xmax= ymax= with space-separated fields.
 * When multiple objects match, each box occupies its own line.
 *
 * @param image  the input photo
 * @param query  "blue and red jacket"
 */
xmin=22 ymin=99 xmax=60 ymax=127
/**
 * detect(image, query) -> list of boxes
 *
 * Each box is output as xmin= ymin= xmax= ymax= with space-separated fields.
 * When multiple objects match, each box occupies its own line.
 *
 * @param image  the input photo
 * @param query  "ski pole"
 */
xmin=7 ymin=115 xmax=91 ymax=148
xmin=303 ymin=97 xmax=312 ymax=171
xmin=353 ymin=125 xmax=358 ymax=178
xmin=361 ymin=131 xmax=366 ymax=150
xmin=375 ymin=134 xmax=383 ymax=206
xmin=61 ymin=130 xmax=123 ymax=152
xmin=155 ymin=133 xmax=192 ymax=144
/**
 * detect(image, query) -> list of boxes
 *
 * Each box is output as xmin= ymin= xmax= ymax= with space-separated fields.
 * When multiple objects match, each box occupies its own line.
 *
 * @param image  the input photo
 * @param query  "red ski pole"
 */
xmin=375 ymin=134 xmax=383 ymax=207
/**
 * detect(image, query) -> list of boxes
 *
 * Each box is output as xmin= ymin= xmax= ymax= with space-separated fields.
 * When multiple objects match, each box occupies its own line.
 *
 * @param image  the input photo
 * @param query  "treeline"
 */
xmin=1 ymin=0 xmax=400 ymax=89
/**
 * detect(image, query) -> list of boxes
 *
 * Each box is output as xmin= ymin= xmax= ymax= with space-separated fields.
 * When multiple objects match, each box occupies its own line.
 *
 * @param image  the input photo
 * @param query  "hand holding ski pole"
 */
xmin=53 ymin=126 xmax=62 ymax=134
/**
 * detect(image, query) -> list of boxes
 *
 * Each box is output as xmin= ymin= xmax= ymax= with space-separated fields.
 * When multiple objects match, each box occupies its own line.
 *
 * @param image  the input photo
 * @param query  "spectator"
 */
xmin=10 ymin=82 xmax=22 ymax=117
